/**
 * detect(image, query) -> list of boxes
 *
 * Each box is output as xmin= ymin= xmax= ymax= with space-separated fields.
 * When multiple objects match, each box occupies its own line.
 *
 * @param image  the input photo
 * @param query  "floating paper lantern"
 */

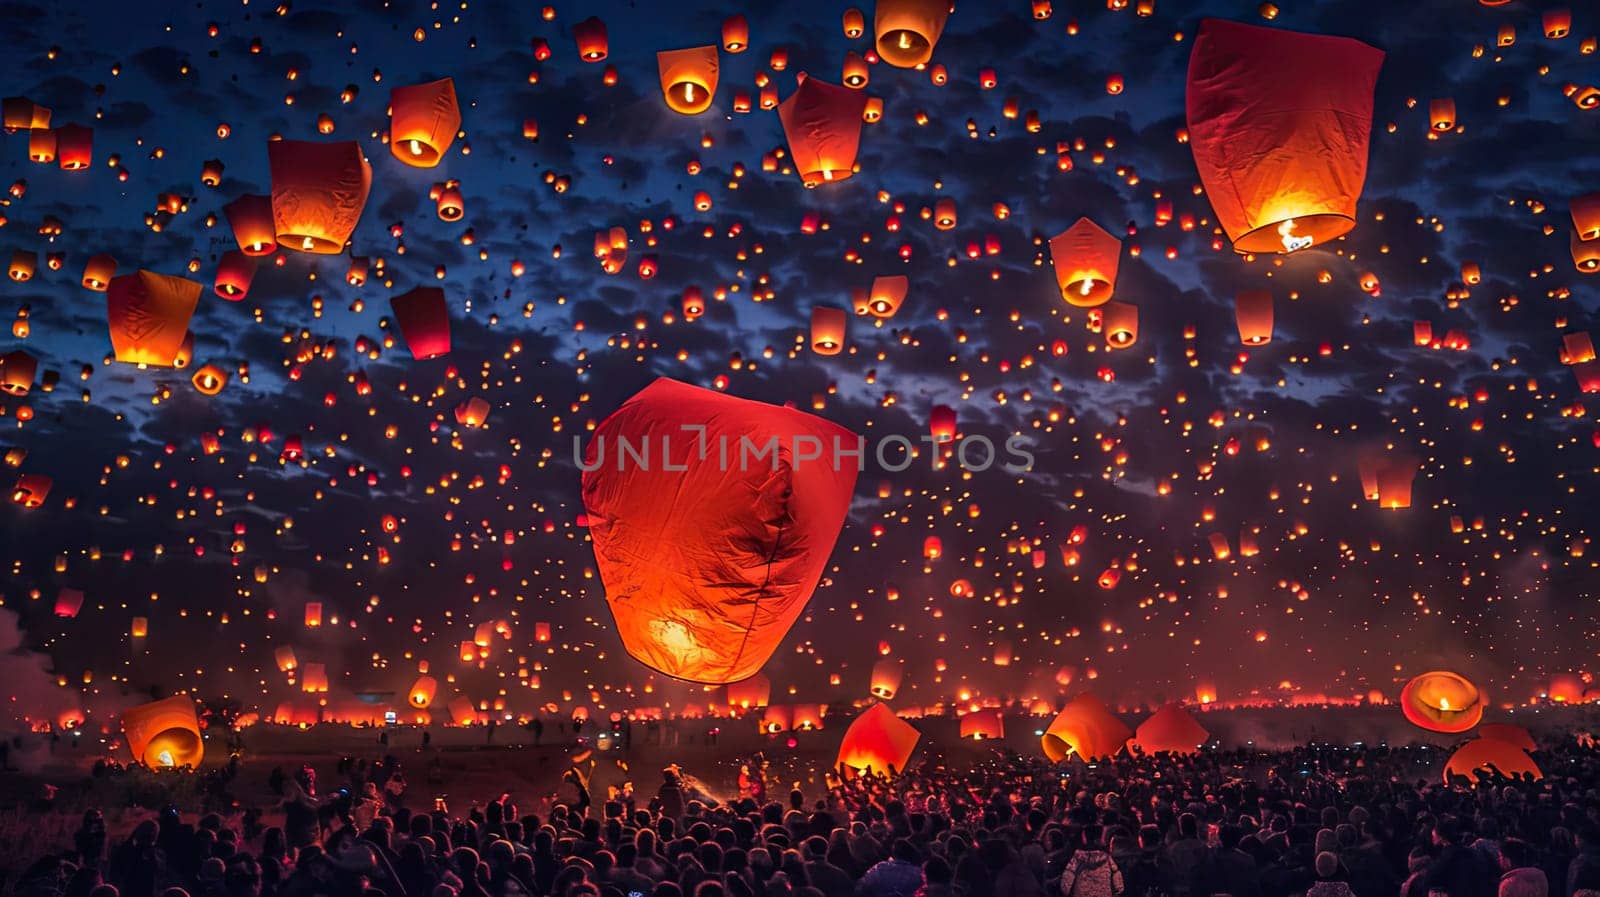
xmin=1043 ymin=694 xmax=1131 ymax=761
xmin=1 ymin=97 xmax=49 ymax=132
xmin=573 ymin=17 xmax=608 ymax=62
xmin=28 ymin=128 xmax=55 ymax=163
xmin=389 ymin=78 xmax=460 ymax=167
xmin=213 ymin=250 xmax=257 ymax=300
xmin=10 ymin=472 xmax=51 ymax=508
xmin=390 ymin=287 xmax=451 ymax=359
xmin=1429 ymin=98 xmax=1456 ymax=131
xmin=54 ymin=588 xmax=83 ymax=618
xmin=875 ymin=0 xmax=950 ymax=68
xmin=1400 ymin=670 xmax=1485 ymax=733
xmin=842 ymin=52 xmax=869 ymax=88
xmin=581 ymin=378 xmax=857 ymax=683
xmin=867 ymin=275 xmax=908 ymax=318
xmin=1129 ymin=703 xmax=1209 ymax=755
xmin=1576 ymin=195 xmax=1600 ymax=239
xmin=191 ymin=364 xmax=229 ymax=395
xmin=409 ymin=675 xmax=437 ymax=708
xmin=1102 ymin=301 xmax=1139 ymax=348
xmin=1050 ymin=218 xmax=1121 ymax=307
xmin=131 ymin=617 xmax=148 ymax=638
xmin=811 ymin=305 xmax=848 ymax=354
xmin=268 ymin=139 xmax=371 ymax=254
xmin=721 ymin=15 xmax=749 ymax=52
xmin=959 ymin=709 xmax=1004 ymax=740
xmin=1 ymin=350 xmax=36 ymax=395
xmin=843 ymin=8 xmax=866 ymax=38
xmin=54 ymin=123 xmax=92 ymax=170
xmin=106 ymin=270 xmax=202 ymax=367
xmin=8 ymin=250 xmax=35 ymax=282
xmin=870 ymin=657 xmax=903 ymax=699
xmin=82 ymin=253 xmax=116 ymax=291
xmin=778 ymin=76 xmax=868 ymax=187
xmin=1573 ymin=231 xmax=1600 ymax=273
xmin=274 ymin=646 xmax=297 ymax=672
xmin=1186 ymin=19 xmax=1384 ymax=253
xmin=1235 ymin=290 xmax=1274 ymax=344
xmin=658 ymin=46 xmax=719 ymax=115
xmin=455 ymin=397 xmax=490 ymax=427
xmin=121 ymin=696 xmax=204 ymax=768
xmin=436 ymin=185 xmax=464 ymax=220
xmin=836 ymin=703 xmax=919 ymax=775
xmin=223 ymin=195 xmax=278 ymax=255
xmin=1544 ymin=8 xmax=1571 ymax=39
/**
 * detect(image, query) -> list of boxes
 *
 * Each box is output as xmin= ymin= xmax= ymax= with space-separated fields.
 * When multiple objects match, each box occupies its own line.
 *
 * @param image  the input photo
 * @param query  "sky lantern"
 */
xmin=1235 ymin=290 xmax=1274 ymax=344
xmin=959 ymin=709 xmax=1004 ymax=740
xmin=213 ymin=250 xmax=257 ymax=300
xmin=1 ymin=350 xmax=36 ymax=394
xmin=389 ymin=78 xmax=460 ymax=167
xmin=1400 ymin=670 xmax=1486 ymax=733
xmin=455 ymin=397 xmax=490 ymax=427
xmin=191 ymin=364 xmax=229 ymax=395
xmin=1572 ymin=194 xmax=1600 ymax=240
xmin=1129 ymin=703 xmax=1209 ymax=755
xmin=106 ymin=270 xmax=201 ymax=367
xmin=573 ymin=17 xmax=608 ymax=61
xmin=28 ymin=127 xmax=56 ymax=163
xmin=870 ymin=657 xmax=903 ymax=699
xmin=923 ymin=535 xmax=942 ymax=559
xmin=1373 ymin=457 xmax=1417 ymax=509
xmin=1562 ymin=332 xmax=1595 ymax=364
xmin=581 ymin=378 xmax=857 ymax=684
xmin=304 ymin=601 xmax=322 ymax=628
xmin=875 ymin=0 xmax=951 ymax=68
xmin=836 ymin=703 xmax=920 ymax=775
xmin=268 ymin=139 xmax=371 ymax=254
xmin=223 ymin=195 xmax=278 ymax=255
xmin=11 ymin=473 xmax=51 ymax=508
xmin=934 ymin=198 xmax=957 ymax=229
xmin=930 ymin=404 xmax=957 ymax=442
xmin=1 ymin=96 xmax=49 ymax=131
xmin=120 ymin=696 xmax=204 ymax=768
xmin=1444 ymin=737 xmax=1541 ymax=783
xmin=811 ymin=305 xmax=848 ymax=354
xmin=721 ymin=15 xmax=749 ymax=52
xmin=843 ymin=8 xmax=866 ymax=38
xmin=82 ymin=254 xmax=116 ymax=291
xmin=1573 ymin=231 xmax=1600 ymax=273
xmin=1102 ymin=301 xmax=1139 ymax=349
xmin=1430 ymin=98 xmax=1456 ymax=131
xmin=843 ymin=52 xmax=869 ymax=88
xmin=1185 ymin=19 xmax=1384 ymax=254
xmin=1043 ymin=694 xmax=1131 ymax=761
xmin=778 ymin=76 xmax=868 ymax=187
xmin=725 ymin=672 xmax=771 ymax=709
xmin=435 ymin=184 xmax=464 ymax=220
xmin=1544 ymin=8 xmax=1571 ymax=39
xmin=868 ymin=275 xmax=908 ymax=318
xmin=390 ymin=287 xmax=452 ymax=359
xmin=1049 ymin=218 xmax=1121 ymax=307
xmin=9 ymin=250 xmax=36 ymax=282
xmin=130 ymin=617 xmax=149 ymax=638
xmin=54 ymin=123 xmax=92 ymax=170
xmin=658 ymin=46 xmax=720 ymax=115
xmin=1548 ymin=673 xmax=1585 ymax=703
xmin=409 ymin=675 xmax=437 ymax=708
xmin=274 ymin=646 xmax=297 ymax=672
xmin=54 ymin=588 xmax=83 ymax=619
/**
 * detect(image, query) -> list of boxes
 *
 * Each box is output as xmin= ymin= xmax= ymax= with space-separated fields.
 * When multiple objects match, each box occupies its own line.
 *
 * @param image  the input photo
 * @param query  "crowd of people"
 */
xmin=6 ymin=737 xmax=1600 ymax=897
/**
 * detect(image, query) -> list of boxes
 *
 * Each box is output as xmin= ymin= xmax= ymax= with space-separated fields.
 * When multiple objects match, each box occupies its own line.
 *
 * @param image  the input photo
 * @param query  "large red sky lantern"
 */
xmin=1186 ymin=19 xmax=1384 ymax=254
xmin=390 ymin=287 xmax=452 ymax=359
xmin=581 ymin=378 xmax=857 ymax=684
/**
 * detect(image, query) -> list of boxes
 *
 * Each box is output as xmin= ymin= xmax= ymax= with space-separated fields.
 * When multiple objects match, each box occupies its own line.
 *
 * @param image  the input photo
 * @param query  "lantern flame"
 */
xmin=408 ymin=139 xmax=422 ymax=156
xmin=1438 ymin=697 xmax=1450 ymax=711
xmin=157 ymin=749 xmax=175 ymax=767
xmin=1278 ymin=219 xmax=1313 ymax=252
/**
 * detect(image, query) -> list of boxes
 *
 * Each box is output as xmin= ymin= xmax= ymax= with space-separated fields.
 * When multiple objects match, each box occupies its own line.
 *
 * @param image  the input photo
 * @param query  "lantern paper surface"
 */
xmin=1043 ymin=693 xmax=1131 ymax=761
xmin=121 ymin=695 xmax=204 ymax=768
xmin=106 ymin=270 xmax=202 ymax=367
xmin=1186 ymin=19 xmax=1384 ymax=254
xmin=1129 ymin=703 xmax=1210 ymax=755
xmin=390 ymin=78 xmax=461 ymax=167
xmin=658 ymin=46 xmax=720 ymax=115
xmin=779 ymin=77 xmax=868 ymax=188
xmin=836 ymin=702 xmax=920 ymax=774
xmin=581 ymin=378 xmax=858 ymax=683
xmin=268 ymin=140 xmax=372 ymax=254
xmin=391 ymin=287 xmax=452 ymax=359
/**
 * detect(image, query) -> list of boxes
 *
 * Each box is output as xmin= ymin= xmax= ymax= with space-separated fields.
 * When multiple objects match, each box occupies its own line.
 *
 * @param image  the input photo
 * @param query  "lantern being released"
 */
xmin=778 ymin=77 xmax=868 ymax=188
xmin=106 ymin=270 xmax=202 ymax=367
xmin=268 ymin=140 xmax=372 ymax=254
xmin=1042 ymin=694 xmax=1132 ymax=761
xmin=120 ymin=695 xmax=204 ymax=768
xmin=836 ymin=703 xmax=920 ymax=775
xmin=1185 ymin=19 xmax=1384 ymax=254
xmin=389 ymin=78 xmax=461 ymax=167
xmin=658 ymin=46 xmax=720 ymax=115
xmin=1400 ymin=670 xmax=1486 ymax=733
xmin=875 ymin=0 xmax=951 ymax=68
xmin=1130 ymin=703 xmax=1210 ymax=755
xmin=581 ymin=378 xmax=858 ymax=684
xmin=1049 ymin=218 xmax=1122 ymax=307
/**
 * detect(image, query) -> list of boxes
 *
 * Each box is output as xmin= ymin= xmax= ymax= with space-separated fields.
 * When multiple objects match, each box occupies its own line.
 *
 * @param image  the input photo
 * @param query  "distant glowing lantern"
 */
xmin=811 ymin=305 xmax=848 ymax=355
xmin=573 ymin=17 xmax=608 ymax=61
xmin=1 ymin=350 xmax=36 ymax=395
xmin=82 ymin=253 xmax=117 ymax=291
xmin=455 ymin=397 xmax=490 ymax=427
xmin=268 ymin=139 xmax=372 ymax=254
xmin=843 ymin=8 xmax=866 ymax=38
xmin=1102 ymin=301 xmax=1139 ymax=348
xmin=8 ymin=250 xmax=36 ymax=282
xmin=191 ymin=364 xmax=229 ymax=396
xmin=836 ymin=703 xmax=919 ymax=775
xmin=1429 ymin=98 xmax=1456 ymax=131
xmin=1544 ymin=8 xmax=1571 ymax=39
xmin=1050 ymin=218 xmax=1121 ymax=307
xmin=11 ymin=472 xmax=51 ymax=508
xmin=120 ymin=696 xmax=204 ymax=768
xmin=923 ymin=536 xmax=942 ymax=559
xmin=1400 ymin=670 xmax=1486 ymax=733
xmin=580 ymin=378 xmax=857 ymax=684
xmin=874 ymin=0 xmax=950 ymax=68
xmin=1573 ymin=231 xmax=1600 ymax=273
xmin=722 ymin=15 xmax=749 ymax=52
xmin=1186 ymin=18 xmax=1385 ymax=254
xmin=1235 ymin=290 xmax=1274 ymax=344
xmin=389 ymin=78 xmax=460 ymax=167
xmin=390 ymin=286 xmax=452 ymax=359
xmin=106 ymin=270 xmax=202 ymax=367
xmin=54 ymin=588 xmax=83 ymax=618
xmin=929 ymin=404 xmax=957 ymax=442
xmin=870 ymin=658 xmax=903 ymax=699
xmin=867 ymin=275 xmax=908 ymax=318
xmin=409 ymin=675 xmax=437 ymax=708
xmin=658 ymin=46 xmax=720 ymax=115
xmin=779 ymin=76 xmax=868 ymax=187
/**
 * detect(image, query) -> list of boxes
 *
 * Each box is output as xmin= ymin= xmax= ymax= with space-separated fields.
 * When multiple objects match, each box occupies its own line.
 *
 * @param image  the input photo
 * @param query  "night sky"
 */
xmin=1 ymin=0 xmax=1597 ymax=731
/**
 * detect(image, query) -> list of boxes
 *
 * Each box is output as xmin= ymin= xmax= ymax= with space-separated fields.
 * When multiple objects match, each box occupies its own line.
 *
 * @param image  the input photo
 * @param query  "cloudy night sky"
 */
xmin=0 ymin=0 xmax=1597 ymax=730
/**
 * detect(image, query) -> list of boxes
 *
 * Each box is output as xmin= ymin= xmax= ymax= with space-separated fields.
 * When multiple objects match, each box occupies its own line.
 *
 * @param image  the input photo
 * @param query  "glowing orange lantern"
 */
xmin=1235 ymin=290 xmax=1273 ymax=344
xmin=1050 ymin=218 xmax=1121 ymax=307
xmin=580 ymin=378 xmax=857 ymax=684
xmin=213 ymin=250 xmax=257 ymax=300
xmin=722 ymin=15 xmax=748 ymax=52
xmin=11 ymin=472 xmax=51 ymax=508
xmin=875 ymin=0 xmax=950 ymax=68
xmin=82 ymin=253 xmax=116 ymax=291
xmin=1130 ymin=703 xmax=1209 ymax=755
xmin=268 ymin=139 xmax=371 ymax=254
xmin=121 ymin=696 xmax=204 ymax=768
xmin=223 ymin=194 xmax=278 ymax=255
xmin=54 ymin=123 xmax=92 ymax=170
xmin=959 ymin=709 xmax=1004 ymax=740
xmin=1400 ymin=670 xmax=1485 ymax=733
xmin=389 ymin=78 xmax=460 ymax=167
xmin=1102 ymin=301 xmax=1138 ymax=348
xmin=868 ymin=275 xmax=908 ymax=318
xmin=409 ymin=675 xmax=437 ymax=708
xmin=870 ymin=658 xmax=903 ymax=699
xmin=1186 ymin=19 xmax=1384 ymax=254
xmin=1043 ymin=694 xmax=1131 ymax=760
xmin=836 ymin=703 xmax=919 ymax=775
xmin=779 ymin=76 xmax=868 ymax=187
xmin=658 ymin=46 xmax=719 ymax=115
xmin=1429 ymin=98 xmax=1456 ymax=131
xmin=106 ymin=270 xmax=201 ymax=367
xmin=811 ymin=305 xmax=848 ymax=354
xmin=191 ymin=364 xmax=229 ymax=396
xmin=573 ymin=17 xmax=608 ymax=62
